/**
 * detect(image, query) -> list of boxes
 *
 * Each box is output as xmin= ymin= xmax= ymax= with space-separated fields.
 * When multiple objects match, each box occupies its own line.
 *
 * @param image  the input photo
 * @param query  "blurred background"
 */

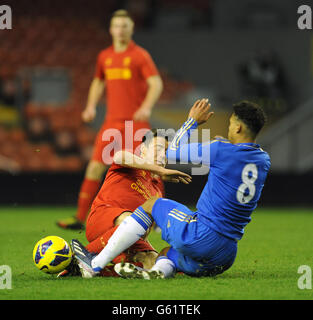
xmin=0 ymin=0 xmax=312 ymax=206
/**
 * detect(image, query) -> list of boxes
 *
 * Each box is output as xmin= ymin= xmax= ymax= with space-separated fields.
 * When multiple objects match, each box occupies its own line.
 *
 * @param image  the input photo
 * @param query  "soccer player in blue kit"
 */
xmin=72 ymin=98 xmax=271 ymax=279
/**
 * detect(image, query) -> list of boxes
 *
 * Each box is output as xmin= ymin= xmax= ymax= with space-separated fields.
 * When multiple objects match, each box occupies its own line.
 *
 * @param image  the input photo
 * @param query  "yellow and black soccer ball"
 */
xmin=33 ymin=236 xmax=73 ymax=274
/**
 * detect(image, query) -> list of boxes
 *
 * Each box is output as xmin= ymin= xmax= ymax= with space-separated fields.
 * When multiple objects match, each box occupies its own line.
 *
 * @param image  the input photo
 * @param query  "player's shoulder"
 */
xmin=211 ymin=137 xmax=230 ymax=144
xmin=110 ymin=161 xmax=141 ymax=175
xmin=259 ymin=147 xmax=271 ymax=165
xmin=241 ymin=144 xmax=271 ymax=167
xmin=97 ymin=46 xmax=113 ymax=58
xmin=208 ymin=138 xmax=231 ymax=148
xmin=211 ymin=139 xmax=269 ymax=157
xmin=132 ymin=42 xmax=153 ymax=59
xmin=252 ymin=144 xmax=270 ymax=161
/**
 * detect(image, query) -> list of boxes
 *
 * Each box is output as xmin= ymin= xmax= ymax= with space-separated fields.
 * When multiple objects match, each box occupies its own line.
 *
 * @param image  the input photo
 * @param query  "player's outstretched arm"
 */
xmin=113 ymin=150 xmax=192 ymax=184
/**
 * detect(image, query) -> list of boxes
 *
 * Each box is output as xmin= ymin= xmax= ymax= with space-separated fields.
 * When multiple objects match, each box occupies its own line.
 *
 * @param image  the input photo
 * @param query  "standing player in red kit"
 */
xmin=57 ymin=10 xmax=163 ymax=230
xmin=59 ymin=130 xmax=191 ymax=278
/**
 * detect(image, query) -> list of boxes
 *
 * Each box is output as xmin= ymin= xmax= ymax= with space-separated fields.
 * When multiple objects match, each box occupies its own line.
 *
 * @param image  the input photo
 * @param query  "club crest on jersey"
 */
xmin=123 ymin=57 xmax=131 ymax=66
xmin=105 ymin=58 xmax=112 ymax=66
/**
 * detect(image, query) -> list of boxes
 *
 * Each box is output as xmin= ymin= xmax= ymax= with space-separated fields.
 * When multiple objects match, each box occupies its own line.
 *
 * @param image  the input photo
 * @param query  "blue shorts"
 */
xmin=152 ymin=198 xmax=237 ymax=277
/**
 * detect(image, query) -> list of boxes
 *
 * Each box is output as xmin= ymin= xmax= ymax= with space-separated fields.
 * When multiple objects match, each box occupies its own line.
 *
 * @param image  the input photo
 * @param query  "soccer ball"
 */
xmin=33 ymin=236 xmax=73 ymax=274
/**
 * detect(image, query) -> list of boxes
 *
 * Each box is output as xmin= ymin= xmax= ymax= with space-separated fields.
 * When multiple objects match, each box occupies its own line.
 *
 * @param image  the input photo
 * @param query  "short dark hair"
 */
xmin=142 ymin=129 xmax=169 ymax=146
xmin=233 ymin=100 xmax=266 ymax=137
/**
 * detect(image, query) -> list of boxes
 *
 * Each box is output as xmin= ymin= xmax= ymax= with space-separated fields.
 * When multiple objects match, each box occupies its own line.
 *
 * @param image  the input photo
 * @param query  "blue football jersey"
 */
xmin=167 ymin=118 xmax=271 ymax=240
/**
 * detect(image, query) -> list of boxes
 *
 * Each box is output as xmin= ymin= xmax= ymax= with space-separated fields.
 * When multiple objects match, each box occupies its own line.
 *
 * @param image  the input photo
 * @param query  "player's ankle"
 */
xmin=91 ymin=257 xmax=102 ymax=272
xmin=150 ymin=256 xmax=175 ymax=278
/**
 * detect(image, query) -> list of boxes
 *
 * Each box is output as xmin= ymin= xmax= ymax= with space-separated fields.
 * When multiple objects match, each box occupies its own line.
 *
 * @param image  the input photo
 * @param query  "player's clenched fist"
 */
xmin=133 ymin=107 xmax=151 ymax=122
xmin=188 ymin=98 xmax=214 ymax=125
xmin=82 ymin=107 xmax=96 ymax=123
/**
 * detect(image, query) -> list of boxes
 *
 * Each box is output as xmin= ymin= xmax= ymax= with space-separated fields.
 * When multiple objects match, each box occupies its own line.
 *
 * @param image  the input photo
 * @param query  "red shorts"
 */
xmin=91 ymin=120 xmax=150 ymax=164
xmin=86 ymin=204 xmax=156 ymax=255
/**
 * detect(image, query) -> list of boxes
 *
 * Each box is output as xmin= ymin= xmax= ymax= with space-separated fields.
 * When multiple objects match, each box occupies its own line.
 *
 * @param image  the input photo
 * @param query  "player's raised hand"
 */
xmin=82 ymin=107 xmax=96 ymax=123
xmin=158 ymin=167 xmax=192 ymax=184
xmin=188 ymin=98 xmax=214 ymax=125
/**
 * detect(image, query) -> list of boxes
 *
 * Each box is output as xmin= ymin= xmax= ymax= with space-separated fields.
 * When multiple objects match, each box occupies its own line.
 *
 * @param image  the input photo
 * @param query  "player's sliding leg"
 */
xmin=56 ymin=160 xmax=107 ymax=230
xmin=58 ymin=245 xmax=157 ymax=278
xmin=90 ymin=197 xmax=157 ymax=270
xmin=72 ymin=197 xmax=159 ymax=276
xmin=86 ymin=212 xmax=157 ymax=269
xmin=68 ymin=207 xmax=156 ymax=278
xmin=71 ymin=238 xmax=158 ymax=278
xmin=74 ymin=209 xmax=151 ymax=274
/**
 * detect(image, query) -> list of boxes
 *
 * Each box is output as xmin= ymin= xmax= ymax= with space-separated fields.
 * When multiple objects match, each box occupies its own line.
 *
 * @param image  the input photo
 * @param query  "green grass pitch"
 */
xmin=0 ymin=206 xmax=312 ymax=300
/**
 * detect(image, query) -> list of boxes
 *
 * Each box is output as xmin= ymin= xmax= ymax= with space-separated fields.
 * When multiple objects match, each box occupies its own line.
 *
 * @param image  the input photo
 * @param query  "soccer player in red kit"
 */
xmin=59 ymin=130 xmax=191 ymax=278
xmin=57 ymin=10 xmax=163 ymax=230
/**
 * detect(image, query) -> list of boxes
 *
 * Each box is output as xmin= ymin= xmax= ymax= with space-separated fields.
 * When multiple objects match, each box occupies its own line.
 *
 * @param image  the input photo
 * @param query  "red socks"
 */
xmin=76 ymin=178 xmax=101 ymax=222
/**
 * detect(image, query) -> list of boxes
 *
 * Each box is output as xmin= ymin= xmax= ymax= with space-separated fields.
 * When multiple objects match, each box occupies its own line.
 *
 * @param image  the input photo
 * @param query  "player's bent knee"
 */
xmin=114 ymin=211 xmax=132 ymax=226
xmin=85 ymin=161 xmax=107 ymax=180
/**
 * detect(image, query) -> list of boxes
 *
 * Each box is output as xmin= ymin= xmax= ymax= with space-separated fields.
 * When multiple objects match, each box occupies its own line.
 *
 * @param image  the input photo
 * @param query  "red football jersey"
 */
xmin=91 ymin=162 xmax=164 ymax=212
xmin=94 ymin=40 xmax=159 ymax=122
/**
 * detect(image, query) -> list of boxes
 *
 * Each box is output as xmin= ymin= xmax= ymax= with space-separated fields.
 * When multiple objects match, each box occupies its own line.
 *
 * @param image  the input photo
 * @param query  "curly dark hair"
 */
xmin=233 ymin=101 xmax=266 ymax=137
